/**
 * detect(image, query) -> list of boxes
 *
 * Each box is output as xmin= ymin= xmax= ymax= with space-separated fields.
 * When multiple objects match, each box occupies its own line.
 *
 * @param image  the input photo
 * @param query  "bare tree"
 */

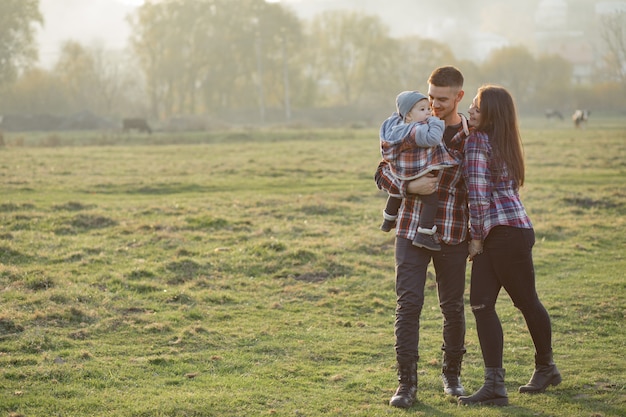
xmin=599 ymin=11 xmax=626 ymax=87
xmin=54 ymin=41 xmax=99 ymax=112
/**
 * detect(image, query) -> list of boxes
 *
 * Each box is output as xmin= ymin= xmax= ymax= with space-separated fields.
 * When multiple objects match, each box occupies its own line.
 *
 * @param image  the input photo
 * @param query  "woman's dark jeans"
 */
xmin=469 ymin=226 xmax=552 ymax=368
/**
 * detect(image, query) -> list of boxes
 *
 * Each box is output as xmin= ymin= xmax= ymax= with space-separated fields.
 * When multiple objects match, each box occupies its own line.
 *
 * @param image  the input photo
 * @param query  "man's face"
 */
xmin=428 ymin=85 xmax=462 ymax=122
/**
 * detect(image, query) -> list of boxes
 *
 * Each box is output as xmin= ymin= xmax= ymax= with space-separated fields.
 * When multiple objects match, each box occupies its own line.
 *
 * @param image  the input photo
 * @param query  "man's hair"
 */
xmin=428 ymin=66 xmax=464 ymax=88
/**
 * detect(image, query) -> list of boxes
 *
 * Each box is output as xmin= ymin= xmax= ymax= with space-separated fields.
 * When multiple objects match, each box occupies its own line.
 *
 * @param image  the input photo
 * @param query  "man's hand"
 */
xmin=468 ymin=239 xmax=483 ymax=261
xmin=406 ymin=173 xmax=438 ymax=195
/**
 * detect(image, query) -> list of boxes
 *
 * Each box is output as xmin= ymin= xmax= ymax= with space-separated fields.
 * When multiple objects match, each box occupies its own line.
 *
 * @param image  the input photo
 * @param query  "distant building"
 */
xmin=535 ymin=0 xmax=568 ymax=31
xmin=595 ymin=1 xmax=626 ymax=14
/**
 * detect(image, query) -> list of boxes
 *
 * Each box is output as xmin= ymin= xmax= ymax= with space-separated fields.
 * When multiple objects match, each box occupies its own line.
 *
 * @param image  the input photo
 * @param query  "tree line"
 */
xmin=1 ymin=0 xmax=624 ymax=127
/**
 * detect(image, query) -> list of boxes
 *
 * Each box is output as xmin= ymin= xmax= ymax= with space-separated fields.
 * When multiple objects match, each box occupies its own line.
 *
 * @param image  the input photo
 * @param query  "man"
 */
xmin=375 ymin=66 xmax=469 ymax=408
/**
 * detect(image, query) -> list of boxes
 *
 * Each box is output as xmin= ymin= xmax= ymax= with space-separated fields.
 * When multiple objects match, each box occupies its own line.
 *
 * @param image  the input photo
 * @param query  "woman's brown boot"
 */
xmin=519 ymin=352 xmax=562 ymax=393
xmin=458 ymin=367 xmax=508 ymax=406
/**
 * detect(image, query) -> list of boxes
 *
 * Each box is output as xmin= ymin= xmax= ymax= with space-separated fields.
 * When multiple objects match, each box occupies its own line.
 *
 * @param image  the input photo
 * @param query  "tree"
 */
xmin=250 ymin=1 xmax=303 ymax=119
xmin=307 ymin=10 xmax=395 ymax=106
xmin=48 ymin=41 xmax=133 ymax=117
xmin=599 ymin=11 xmax=626 ymax=87
xmin=53 ymin=41 xmax=107 ymax=115
xmin=481 ymin=46 xmax=537 ymax=110
xmin=129 ymin=1 xmax=179 ymax=119
xmin=394 ymin=37 xmax=456 ymax=88
xmin=129 ymin=0 xmax=303 ymax=121
xmin=0 ymin=0 xmax=43 ymax=86
xmin=0 ymin=68 xmax=68 ymax=114
xmin=88 ymin=45 xmax=134 ymax=117
xmin=532 ymin=54 xmax=573 ymax=113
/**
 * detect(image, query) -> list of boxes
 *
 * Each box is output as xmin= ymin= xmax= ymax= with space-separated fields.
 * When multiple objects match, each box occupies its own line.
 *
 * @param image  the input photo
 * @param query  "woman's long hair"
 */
xmin=475 ymin=85 xmax=525 ymax=187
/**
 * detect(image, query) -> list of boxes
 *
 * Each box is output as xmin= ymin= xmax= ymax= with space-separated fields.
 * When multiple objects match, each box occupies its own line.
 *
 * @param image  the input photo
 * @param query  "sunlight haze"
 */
xmin=36 ymin=0 xmax=611 ymax=68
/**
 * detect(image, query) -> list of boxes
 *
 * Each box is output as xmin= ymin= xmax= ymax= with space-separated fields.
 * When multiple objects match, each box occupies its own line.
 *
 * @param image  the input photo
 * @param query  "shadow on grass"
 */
xmin=0 ymin=203 xmax=36 ymax=212
xmin=52 ymin=201 xmax=96 ymax=211
xmin=0 ymin=246 xmax=37 ymax=264
xmin=165 ymin=259 xmax=204 ymax=284
xmin=563 ymin=196 xmax=626 ymax=213
xmin=0 ymin=318 xmax=25 ymax=336
xmin=85 ymin=182 xmax=221 ymax=195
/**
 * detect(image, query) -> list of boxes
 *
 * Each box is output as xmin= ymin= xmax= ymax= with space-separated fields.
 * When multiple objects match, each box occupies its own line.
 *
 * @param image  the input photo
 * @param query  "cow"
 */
xmin=122 ymin=118 xmax=152 ymax=134
xmin=572 ymin=110 xmax=590 ymax=128
xmin=545 ymin=109 xmax=563 ymax=120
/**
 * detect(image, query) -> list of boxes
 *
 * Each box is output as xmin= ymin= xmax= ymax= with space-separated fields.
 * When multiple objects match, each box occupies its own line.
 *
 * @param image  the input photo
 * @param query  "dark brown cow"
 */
xmin=545 ymin=109 xmax=563 ymax=120
xmin=122 ymin=118 xmax=152 ymax=134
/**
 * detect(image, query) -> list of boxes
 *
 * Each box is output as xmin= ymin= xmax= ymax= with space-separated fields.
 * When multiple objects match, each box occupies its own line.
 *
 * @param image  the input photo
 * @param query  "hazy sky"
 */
xmin=35 ymin=0 xmax=610 ymax=69
xmin=36 ymin=0 xmax=322 ymax=67
xmin=36 ymin=0 xmax=378 ymax=69
xmin=34 ymin=0 xmax=512 ymax=69
xmin=37 ymin=0 xmax=142 ymax=67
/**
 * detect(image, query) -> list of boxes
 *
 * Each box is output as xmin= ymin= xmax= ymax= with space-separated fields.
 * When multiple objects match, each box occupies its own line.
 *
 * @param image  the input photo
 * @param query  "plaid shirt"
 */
xmin=380 ymin=113 xmax=457 ymax=180
xmin=375 ymin=116 xmax=469 ymax=245
xmin=463 ymin=130 xmax=532 ymax=241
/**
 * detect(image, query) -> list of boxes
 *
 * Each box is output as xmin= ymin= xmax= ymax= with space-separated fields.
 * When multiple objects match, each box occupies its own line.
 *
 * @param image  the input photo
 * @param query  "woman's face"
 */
xmin=468 ymin=95 xmax=482 ymax=128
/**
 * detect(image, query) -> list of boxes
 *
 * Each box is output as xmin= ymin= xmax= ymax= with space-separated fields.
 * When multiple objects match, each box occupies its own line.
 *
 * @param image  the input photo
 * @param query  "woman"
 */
xmin=458 ymin=85 xmax=561 ymax=406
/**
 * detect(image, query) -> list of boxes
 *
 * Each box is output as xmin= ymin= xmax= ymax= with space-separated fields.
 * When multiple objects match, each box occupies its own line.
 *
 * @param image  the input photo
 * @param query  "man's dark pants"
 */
xmin=394 ymin=236 xmax=467 ymax=364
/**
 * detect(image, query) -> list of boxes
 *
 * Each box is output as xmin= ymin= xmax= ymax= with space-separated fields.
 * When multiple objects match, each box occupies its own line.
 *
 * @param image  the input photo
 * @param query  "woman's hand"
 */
xmin=468 ymin=239 xmax=483 ymax=261
xmin=406 ymin=173 xmax=438 ymax=195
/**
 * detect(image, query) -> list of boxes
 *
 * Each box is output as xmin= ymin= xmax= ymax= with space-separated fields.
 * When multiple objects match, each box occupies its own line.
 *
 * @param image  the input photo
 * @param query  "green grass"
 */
xmin=0 ymin=121 xmax=625 ymax=417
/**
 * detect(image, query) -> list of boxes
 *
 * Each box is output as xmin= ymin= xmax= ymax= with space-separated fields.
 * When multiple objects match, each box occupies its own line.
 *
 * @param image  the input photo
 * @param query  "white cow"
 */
xmin=572 ymin=110 xmax=590 ymax=128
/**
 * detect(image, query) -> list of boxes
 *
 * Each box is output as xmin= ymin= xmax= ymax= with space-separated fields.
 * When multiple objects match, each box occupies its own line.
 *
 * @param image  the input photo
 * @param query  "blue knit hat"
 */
xmin=396 ymin=91 xmax=428 ymax=118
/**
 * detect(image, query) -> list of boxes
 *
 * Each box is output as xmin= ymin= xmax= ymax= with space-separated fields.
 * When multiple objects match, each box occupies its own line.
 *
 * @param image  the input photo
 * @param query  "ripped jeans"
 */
xmin=469 ymin=226 xmax=553 ymax=368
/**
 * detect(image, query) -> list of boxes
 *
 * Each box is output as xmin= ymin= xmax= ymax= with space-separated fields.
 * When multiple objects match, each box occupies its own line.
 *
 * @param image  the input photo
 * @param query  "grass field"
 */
xmin=1 ymin=119 xmax=625 ymax=416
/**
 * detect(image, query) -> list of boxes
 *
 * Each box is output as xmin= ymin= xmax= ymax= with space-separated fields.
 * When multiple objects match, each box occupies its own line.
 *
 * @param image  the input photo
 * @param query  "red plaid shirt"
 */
xmin=375 ymin=116 xmax=469 ymax=245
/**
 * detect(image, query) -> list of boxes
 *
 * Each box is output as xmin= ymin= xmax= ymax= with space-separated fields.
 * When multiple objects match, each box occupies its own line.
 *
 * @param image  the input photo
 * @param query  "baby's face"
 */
xmin=406 ymin=99 xmax=432 ymax=123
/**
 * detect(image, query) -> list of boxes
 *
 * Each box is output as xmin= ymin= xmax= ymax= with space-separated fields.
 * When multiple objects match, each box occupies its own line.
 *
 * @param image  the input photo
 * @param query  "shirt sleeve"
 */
xmin=463 ymin=132 xmax=491 ymax=241
xmin=374 ymin=160 xmax=406 ymax=198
